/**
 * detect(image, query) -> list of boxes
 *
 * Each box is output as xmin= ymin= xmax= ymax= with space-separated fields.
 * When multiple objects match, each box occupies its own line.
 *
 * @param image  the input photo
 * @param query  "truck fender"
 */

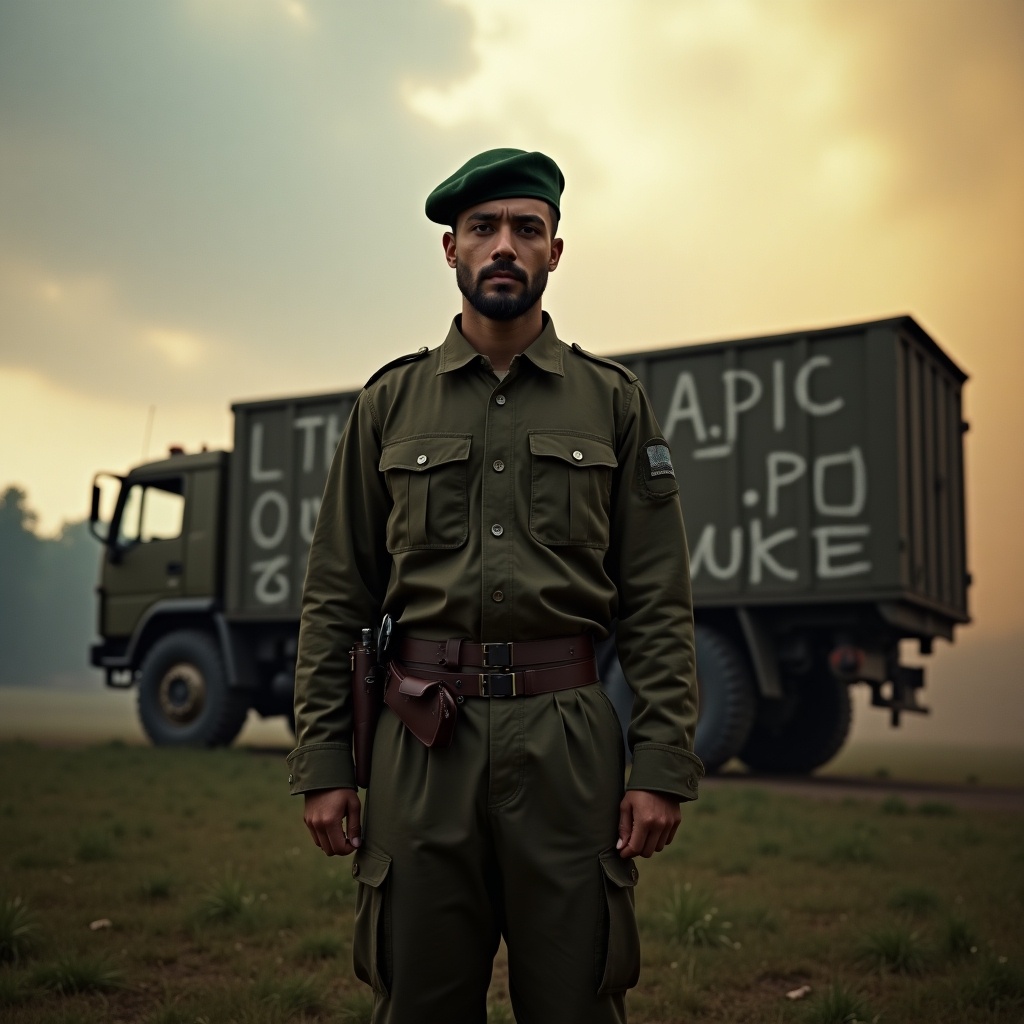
xmin=735 ymin=608 xmax=784 ymax=700
xmin=102 ymin=598 xmax=215 ymax=671
xmin=104 ymin=600 xmax=248 ymax=689
xmin=213 ymin=613 xmax=258 ymax=690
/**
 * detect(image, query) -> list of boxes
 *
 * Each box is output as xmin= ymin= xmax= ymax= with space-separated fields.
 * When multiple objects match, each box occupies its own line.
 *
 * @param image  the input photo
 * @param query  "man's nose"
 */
xmin=490 ymin=226 xmax=517 ymax=261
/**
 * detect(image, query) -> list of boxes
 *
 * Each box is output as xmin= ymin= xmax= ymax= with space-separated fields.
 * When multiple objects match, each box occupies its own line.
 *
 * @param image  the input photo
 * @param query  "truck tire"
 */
xmin=137 ymin=631 xmax=250 ymax=747
xmin=739 ymin=674 xmax=852 ymax=774
xmin=694 ymin=625 xmax=756 ymax=772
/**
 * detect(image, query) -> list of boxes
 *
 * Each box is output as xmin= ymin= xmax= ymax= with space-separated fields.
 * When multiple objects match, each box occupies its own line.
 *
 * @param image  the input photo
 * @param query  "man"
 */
xmin=287 ymin=148 xmax=703 ymax=1023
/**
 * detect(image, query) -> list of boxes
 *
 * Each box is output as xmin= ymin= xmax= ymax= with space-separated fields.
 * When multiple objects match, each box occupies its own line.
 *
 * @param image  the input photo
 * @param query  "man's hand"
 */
xmin=303 ymin=787 xmax=363 ymax=856
xmin=616 ymin=789 xmax=681 ymax=858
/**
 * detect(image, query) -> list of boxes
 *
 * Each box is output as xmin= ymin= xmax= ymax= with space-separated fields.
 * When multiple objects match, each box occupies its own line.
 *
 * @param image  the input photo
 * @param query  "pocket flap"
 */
xmin=353 ymin=848 xmax=391 ymax=888
xmin=379 ymin=434 xmax=471 ymax=473
xmin=397 ymin=676 xmax=439 ymax=699
xmin=599 ymin=851 xmax=639 ymax=889
xmin=529 ymin=432 xmax=616 ymax=469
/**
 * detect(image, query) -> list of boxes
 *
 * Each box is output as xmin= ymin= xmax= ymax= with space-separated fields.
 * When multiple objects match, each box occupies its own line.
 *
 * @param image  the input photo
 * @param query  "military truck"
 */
xmin=89 ymin=316 xmax=970 ymax=772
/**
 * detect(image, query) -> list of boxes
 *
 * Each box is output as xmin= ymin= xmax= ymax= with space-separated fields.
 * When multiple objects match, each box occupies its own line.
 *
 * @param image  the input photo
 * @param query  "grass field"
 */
xmin=1 ymin=741 xmax=1022 ymax=1023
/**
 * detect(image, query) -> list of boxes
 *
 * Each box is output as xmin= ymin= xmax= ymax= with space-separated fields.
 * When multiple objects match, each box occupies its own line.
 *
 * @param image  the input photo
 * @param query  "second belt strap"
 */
xmin=388 ymin=656 xmax=599 ymax=698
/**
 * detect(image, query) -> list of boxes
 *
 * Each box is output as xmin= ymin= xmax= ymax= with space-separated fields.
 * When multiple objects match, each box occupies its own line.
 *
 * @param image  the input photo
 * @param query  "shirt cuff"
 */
xmin=286 ymin=742 xmax=356 ymax=795
xmin=626 ymin=742 xmax=704 ymax=801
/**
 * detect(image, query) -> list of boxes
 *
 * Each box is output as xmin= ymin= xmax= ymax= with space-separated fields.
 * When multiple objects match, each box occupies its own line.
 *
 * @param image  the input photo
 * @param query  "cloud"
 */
xmin=0 ymin=0 xmax=476 ymax=397
xmin=399 ymin=0 xmax=1023 ymax=351
xmin=407 ymin=0 xmax=1023 ymax=223
xmin=0 ymin=254 xmax=234 ymax=402
xmin=814 ymin=0 xmax=1024 ymax=218
xmin=282 ymin=0 xmax=311 ymax=28
xmin=146 ymin=327 xmax=207 ymax=369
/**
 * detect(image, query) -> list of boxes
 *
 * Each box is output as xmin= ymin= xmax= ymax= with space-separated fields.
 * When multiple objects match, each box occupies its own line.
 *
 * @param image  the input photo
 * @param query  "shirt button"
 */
xmin=492 ymin=459 xmax=505 ymax=472
xmin=492 ymin=590 xmax=504 ymax=602
xmin=495 ymin=394 xmax=506 ymax=406
xmin=572 ymin=450 xmax=583 ymax=461
xmin=491 ymin=524 xmax=504 ymax=537
xmin=287 ymin=774 xmax=293 ymax=784
xmin=416 ymin=454 xmax=428 ymax=465
xmin=352 ymin=863 xmax=360 ymax=878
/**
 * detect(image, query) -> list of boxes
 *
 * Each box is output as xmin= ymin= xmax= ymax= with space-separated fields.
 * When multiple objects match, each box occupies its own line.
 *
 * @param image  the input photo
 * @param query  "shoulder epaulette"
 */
xmin=570 ymin=343 xmax=638 ymax=383
xmin=364 ymin=347 xmax=430 ymax=388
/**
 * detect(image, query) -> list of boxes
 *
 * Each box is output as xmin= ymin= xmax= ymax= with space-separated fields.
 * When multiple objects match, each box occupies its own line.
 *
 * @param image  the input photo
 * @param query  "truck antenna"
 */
xmin=142 ymin=405 xmax=156 ymax=460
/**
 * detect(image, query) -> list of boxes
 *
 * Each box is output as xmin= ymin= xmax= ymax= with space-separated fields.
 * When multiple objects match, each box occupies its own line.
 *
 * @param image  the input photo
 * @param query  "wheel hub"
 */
xmin=158 ymin=662 xmax=206 ymax=724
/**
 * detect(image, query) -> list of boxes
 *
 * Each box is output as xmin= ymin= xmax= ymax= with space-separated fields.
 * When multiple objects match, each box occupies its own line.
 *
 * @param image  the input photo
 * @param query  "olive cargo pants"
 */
xmin=351 ymin=683 xmax=641 ymax=1024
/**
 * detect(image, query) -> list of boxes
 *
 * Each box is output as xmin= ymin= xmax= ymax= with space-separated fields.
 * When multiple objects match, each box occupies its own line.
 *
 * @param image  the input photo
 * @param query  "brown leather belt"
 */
xmin=397 ymin=634 xmax=594 ymax=670
xmin=388 ymin=658 xmax=597 ymax=698
xmin=393 ymin=633 xmax=597 ymax=698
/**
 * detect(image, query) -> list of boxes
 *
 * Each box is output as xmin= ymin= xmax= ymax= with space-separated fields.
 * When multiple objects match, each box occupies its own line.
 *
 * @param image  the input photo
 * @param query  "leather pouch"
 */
xmin=384 ymin=664 xmax=458 ymax=749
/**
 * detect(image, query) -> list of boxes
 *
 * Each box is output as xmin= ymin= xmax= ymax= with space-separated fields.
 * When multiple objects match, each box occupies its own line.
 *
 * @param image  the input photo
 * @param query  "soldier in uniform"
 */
xmin=287 ymin=148 xmax=703 ymax=1023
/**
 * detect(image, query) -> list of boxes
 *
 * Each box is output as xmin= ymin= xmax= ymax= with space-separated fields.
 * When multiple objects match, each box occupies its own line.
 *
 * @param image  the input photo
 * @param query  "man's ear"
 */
xmin=443 ymin=231 xmax=457 ymax=268
xmin=548 ymin=237 xmax=564 ymax=271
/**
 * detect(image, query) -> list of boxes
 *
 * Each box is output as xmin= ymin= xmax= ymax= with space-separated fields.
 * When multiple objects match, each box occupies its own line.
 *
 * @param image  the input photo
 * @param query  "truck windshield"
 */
xmin=117 ymin=479 xmax=185 ymax=546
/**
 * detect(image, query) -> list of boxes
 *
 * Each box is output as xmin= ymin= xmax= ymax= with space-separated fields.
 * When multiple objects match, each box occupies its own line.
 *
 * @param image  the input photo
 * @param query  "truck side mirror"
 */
xmin=89 ymin=483 xmax=107 ymax=543
xmin=89 ymin=472 xmax=124 ymax=545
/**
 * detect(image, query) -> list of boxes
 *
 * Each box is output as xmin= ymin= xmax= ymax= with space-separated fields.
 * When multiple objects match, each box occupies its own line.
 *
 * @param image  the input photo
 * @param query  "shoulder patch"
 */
xmin=639 ymin=437 xmax=679 ymax=499
xmin=570 ymin=343 xmax=638 ymax=383
xmin=364 ymin=347 xmax=430 ymax=388
xmin=644 ymin=440 xmax=675 ymax=479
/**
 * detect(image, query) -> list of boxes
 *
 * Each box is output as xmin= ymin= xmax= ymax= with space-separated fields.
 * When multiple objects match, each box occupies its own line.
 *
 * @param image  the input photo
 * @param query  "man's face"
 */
xmin=443 ymin=198 xmax=563 ymax=322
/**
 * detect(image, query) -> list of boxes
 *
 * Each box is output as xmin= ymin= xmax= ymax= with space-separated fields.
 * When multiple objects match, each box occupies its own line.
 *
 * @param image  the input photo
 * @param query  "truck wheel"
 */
xmin=694 ymin=625 xmax=756 ymax=772
xmin=137 ymin=631 xmax=250 ymax=747
xmin=739 ymin=674 xmax=852 ymax=774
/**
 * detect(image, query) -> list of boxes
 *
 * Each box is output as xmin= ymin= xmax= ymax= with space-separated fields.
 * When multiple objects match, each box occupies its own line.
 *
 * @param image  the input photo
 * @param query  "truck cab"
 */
xmin=89 ymin=450 xmax=258 ymax=745
xmin=94 ymin=451 xmax=224 ymax=642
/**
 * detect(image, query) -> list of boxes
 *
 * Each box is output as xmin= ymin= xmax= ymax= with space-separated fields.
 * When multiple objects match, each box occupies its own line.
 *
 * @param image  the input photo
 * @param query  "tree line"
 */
xmin=0 ymin=486 xmax=99 ymax=686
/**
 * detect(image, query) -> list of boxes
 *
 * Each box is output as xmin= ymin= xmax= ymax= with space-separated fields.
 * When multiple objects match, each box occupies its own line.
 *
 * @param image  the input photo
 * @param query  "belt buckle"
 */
xmin=479 ymin=672 xmax=517 ymax=697
xmin=482 ymin=641 xmax=512 ymax=668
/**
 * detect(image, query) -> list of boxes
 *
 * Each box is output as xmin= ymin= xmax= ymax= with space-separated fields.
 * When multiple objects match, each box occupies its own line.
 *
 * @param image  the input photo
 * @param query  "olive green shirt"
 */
xmin=288 ymin=315 xmax=703 ymax=799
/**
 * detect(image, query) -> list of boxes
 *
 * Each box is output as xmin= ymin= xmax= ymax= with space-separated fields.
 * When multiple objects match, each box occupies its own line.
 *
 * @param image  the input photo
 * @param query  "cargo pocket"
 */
xmin=352 ymin=848 xmax=392 ymax=996
xmin=379 ymin=434 xmax=472 ymax=552
xmin=596 ymin=851 xmax=641 ymax=994
xmin=529 ymin=431 xmax=617 ymax=547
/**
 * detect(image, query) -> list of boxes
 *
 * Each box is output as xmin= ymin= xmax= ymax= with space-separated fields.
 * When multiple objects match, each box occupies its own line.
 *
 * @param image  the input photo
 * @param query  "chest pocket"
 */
xmin=379 ymin=434 xmax=472 ymax=552
xmin=529 ymin=431 xmax=617 ymax=548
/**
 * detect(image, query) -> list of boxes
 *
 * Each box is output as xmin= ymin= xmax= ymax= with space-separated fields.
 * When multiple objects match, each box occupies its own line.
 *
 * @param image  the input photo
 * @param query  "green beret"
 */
xmin=425 ymin=148 xmax=564 ymax=226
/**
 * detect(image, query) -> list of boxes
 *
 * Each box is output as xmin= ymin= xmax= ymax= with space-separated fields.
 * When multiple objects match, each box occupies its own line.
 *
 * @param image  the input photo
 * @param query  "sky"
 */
xmin=1 ymin=0 xmax=1022 ymax=743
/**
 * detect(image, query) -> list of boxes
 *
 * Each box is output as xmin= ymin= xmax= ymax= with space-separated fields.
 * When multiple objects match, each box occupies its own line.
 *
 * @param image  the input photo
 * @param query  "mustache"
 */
xmin=479 ymin=260 xmax=528 ymax=285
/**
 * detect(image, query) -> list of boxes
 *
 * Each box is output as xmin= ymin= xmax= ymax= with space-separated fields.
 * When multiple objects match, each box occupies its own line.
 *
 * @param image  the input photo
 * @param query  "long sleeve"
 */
xmin=286 ymin=390 xmax=392 ymax=794
xmin=608 ymin=383 xmax=704 ymax=799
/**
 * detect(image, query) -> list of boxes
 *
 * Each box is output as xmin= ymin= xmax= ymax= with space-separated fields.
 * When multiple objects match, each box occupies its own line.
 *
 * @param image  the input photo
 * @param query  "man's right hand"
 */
xmin=303 ymin=787 xmax=362 ymax=856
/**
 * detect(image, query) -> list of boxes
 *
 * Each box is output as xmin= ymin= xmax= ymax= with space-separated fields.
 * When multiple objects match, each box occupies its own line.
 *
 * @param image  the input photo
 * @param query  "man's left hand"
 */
xmin=616 ymin=789 xmax=681 ymax=858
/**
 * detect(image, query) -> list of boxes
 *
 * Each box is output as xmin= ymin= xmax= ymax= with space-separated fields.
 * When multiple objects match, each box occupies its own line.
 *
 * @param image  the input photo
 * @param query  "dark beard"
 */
xmin=456 ymin=258 xmax=548 ymax=322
